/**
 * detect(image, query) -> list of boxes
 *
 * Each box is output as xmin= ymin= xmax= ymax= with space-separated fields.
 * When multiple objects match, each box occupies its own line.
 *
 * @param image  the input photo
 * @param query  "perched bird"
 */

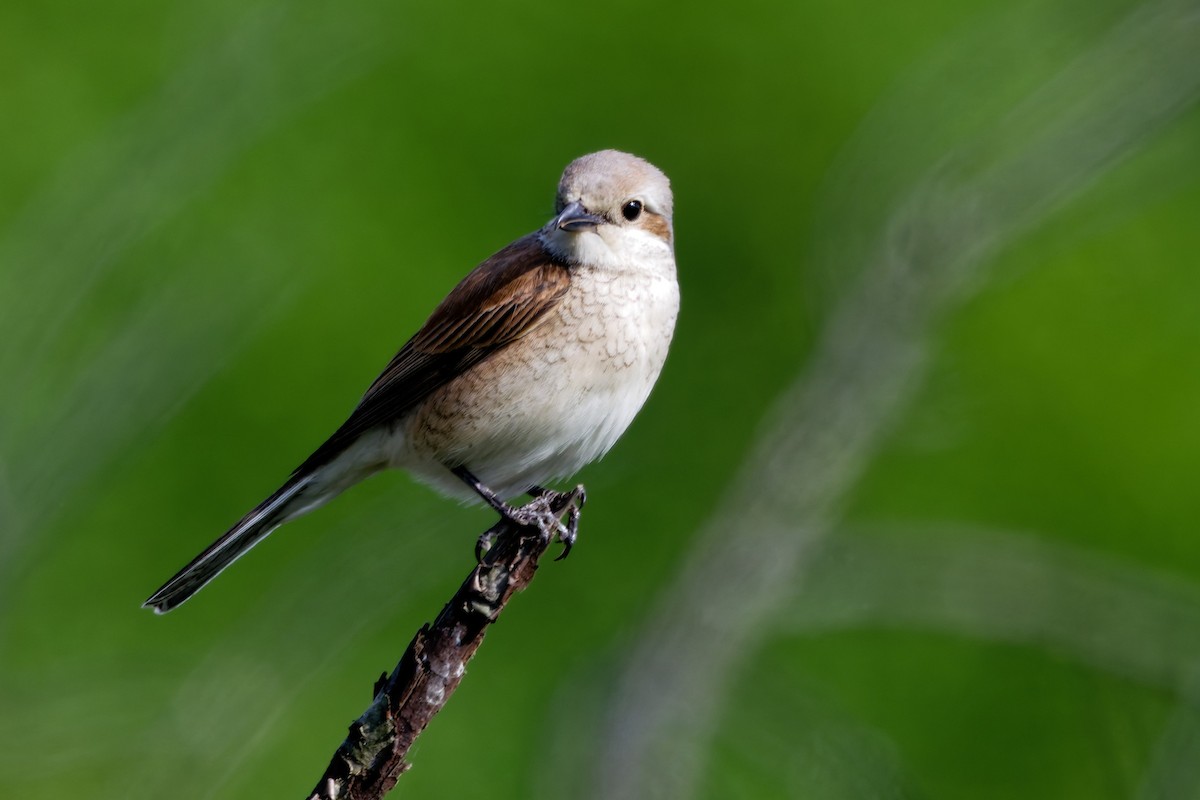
xmin=144 ymin=149 xmax=679 ymax=613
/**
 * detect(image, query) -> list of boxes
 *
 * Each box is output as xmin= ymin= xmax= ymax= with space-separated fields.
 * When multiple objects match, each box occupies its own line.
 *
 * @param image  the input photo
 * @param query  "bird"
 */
xmin=143 ymin=149 xmax=679 ymax=613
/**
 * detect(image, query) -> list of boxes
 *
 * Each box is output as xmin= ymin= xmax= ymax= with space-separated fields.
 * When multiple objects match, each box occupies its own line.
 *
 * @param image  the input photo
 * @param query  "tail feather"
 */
xmin=143 ymin=474 xmax=314 ymax=614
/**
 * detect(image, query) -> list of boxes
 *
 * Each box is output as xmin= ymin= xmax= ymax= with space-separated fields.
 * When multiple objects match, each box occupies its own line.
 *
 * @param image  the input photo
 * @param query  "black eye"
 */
xmin=622 ymin=199 xmax=643 ymax=222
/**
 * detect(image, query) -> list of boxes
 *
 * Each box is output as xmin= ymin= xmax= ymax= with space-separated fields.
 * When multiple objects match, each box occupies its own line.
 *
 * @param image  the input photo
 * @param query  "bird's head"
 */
xmin=541 ymin=150 xmax=674 ymax=268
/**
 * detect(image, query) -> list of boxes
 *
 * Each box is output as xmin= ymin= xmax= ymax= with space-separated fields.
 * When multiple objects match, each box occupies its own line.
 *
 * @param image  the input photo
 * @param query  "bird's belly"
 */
xmin=397 ymin=270 xmax=677 ymax=500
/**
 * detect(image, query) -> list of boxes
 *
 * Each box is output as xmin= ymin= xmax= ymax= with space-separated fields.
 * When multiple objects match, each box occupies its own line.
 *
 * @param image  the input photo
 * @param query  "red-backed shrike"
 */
xmin=144 ymin=150 xmax=679 ymax=613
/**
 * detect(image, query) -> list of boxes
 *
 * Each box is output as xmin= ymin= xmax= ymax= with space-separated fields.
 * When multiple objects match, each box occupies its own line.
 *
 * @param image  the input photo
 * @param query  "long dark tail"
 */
xmin=143 ymin=473 xmax=315 ymax=614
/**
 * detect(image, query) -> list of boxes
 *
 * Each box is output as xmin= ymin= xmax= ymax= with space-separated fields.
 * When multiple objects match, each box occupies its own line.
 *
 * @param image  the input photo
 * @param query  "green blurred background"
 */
xmin=3 ymin=0 xmax=1200 ymax=797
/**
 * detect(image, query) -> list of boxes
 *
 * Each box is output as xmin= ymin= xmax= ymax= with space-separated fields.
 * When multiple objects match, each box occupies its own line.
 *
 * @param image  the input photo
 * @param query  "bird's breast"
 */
xmin=400 ymin=259 xmax=679 ymax=498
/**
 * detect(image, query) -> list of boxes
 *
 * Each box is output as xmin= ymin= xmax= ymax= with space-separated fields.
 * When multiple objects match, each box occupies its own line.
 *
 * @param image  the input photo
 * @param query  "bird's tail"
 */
xmin=143 ymin=473 xmax=316 ymax=614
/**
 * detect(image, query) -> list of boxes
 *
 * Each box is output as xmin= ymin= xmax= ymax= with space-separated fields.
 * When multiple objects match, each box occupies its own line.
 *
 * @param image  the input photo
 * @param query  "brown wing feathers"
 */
xmin=293 ymin=234 xmax=570 ymax=475
xmin=414 ymin=245 xmax=570 ymax=351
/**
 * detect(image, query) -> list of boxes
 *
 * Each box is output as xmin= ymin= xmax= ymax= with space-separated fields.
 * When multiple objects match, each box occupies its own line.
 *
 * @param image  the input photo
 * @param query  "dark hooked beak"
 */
xmin=555 ymin=201 xmax=605 ymax=232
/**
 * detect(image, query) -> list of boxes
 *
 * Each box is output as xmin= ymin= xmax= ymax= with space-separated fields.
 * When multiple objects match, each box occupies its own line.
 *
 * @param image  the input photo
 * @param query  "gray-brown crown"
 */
xmin=556 ymin=150 xmax=673 ymax=223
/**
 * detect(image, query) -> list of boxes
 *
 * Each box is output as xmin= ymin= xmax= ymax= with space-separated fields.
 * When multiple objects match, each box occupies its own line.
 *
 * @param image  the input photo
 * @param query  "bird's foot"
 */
xmin=455 ymin=467 xmax=585 ymax=561
xmin=528 ymin=484 xmax=586 ymax=560
xmin=473 ymin=484 xmax=586 ymax=561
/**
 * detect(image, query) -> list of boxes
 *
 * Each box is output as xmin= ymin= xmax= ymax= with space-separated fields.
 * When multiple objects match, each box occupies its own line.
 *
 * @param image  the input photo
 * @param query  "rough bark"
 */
xmin=306 ymin=492 xmax=576 ymax=799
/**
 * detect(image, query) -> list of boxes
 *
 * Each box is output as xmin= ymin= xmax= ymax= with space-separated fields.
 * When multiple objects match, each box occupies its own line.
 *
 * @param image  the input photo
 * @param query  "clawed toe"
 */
xmin=554 ymin=502 xmax=581 ymax=561
xmin=475 ymin=527 xmax=500 ymax=561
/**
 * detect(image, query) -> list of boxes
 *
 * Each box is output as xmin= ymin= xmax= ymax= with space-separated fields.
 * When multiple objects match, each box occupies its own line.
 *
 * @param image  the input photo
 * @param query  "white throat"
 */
xmin=541 ymin=226 xmax=674 ymax=275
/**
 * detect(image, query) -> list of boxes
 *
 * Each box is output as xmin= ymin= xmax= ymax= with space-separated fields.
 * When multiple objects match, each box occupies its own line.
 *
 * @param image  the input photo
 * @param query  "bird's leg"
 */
xmin=452 ymin=467 xmax=533 ymax=559
xmin=452 ymin=466 xmax=517 ymax=518
xmin=452 ymin=467 xmax=584 ymax=559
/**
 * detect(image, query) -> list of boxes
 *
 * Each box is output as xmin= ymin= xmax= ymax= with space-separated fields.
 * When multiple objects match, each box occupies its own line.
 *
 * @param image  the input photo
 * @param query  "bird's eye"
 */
xmin=622 ymin=199 xmax=643 ymax=222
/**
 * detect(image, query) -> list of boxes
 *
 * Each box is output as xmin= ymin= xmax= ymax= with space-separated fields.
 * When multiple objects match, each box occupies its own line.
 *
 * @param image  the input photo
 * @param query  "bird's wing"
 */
xmin=294 ymin=233 xmax=570 ymax=474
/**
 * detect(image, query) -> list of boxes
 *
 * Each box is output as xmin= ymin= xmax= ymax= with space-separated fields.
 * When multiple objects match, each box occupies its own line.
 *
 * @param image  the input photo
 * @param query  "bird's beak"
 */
xmin=555 ymin=201 xmax=605 ymax=232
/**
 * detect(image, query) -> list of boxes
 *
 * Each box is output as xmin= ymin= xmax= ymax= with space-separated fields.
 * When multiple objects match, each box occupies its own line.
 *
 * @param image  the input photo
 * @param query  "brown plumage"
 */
xmin=297 ymin=235 xmax=571 ymax=475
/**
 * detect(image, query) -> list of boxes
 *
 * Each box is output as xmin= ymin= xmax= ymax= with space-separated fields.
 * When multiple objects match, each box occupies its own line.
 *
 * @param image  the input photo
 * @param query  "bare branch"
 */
xmin=306 ymin=493 xmax=574 ymax=800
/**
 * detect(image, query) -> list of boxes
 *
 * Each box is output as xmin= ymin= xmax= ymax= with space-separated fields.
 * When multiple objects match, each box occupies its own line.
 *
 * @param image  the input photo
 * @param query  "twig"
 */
xmin=306 ymin=492 xmax=575 ymax=800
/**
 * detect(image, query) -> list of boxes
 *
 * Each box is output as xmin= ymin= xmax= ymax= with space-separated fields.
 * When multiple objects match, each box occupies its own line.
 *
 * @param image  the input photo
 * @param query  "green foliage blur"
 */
xmin=2 ymin=0 xmax=1199 ymax=797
